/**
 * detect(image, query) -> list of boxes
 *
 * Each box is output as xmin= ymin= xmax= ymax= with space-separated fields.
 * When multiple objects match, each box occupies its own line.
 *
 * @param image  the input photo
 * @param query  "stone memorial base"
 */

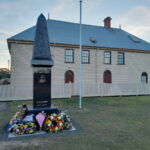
xmin=8 ymin=126 xmax=76 ymax=138
xmin=27 ymin=107 xmax=60 ymax=115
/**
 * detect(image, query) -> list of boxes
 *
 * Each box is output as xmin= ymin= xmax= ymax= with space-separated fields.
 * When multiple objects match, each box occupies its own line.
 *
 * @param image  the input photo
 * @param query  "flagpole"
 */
xmin=79 ymin=0 xmax=82 ymax=109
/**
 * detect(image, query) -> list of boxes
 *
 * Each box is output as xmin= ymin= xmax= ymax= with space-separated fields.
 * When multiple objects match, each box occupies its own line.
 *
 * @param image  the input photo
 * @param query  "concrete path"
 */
xmin=0 ymin=102 xmax=8 ymax=112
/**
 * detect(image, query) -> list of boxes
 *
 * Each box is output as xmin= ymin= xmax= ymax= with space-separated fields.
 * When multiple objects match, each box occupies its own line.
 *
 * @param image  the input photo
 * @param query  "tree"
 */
xmin=0 ymin=68 xmax=10 ymax=80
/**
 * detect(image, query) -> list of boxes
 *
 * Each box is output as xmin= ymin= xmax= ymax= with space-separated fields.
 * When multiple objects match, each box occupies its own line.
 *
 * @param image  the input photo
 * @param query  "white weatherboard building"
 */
xmin=1 ymin=17 xmax=150 ymax=100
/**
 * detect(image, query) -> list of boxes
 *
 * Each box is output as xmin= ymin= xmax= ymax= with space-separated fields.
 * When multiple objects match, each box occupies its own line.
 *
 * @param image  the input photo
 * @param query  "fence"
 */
xmin=0 ymin=83 xmax=150 ymax=101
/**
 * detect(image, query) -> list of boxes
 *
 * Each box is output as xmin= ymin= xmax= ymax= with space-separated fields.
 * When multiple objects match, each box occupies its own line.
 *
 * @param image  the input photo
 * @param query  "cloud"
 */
xmin=0 ymin=0 xmax=104 ymax=34
xmin=0 ymin=0 xmax=56 ymax=34
xmin=0 ymin=32 xmax=11 ymax=62
xmin=113 ymin=5 xmax=150 ymax=42
xmin=50 ymin=0 xmax=77 ymax=20
xmin=50 ymin=0 xmax=104 ymax=23
xmin=84 ymin=0 xmax=104 ymax=11
xmin=0 ymin=55 xmax=10 ymax=68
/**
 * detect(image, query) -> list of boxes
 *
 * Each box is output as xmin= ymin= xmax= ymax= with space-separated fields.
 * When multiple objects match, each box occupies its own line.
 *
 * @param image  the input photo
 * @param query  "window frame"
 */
xmin=65 ymin=70 xmax=74 ymax=83
xmin=103 ymin=70 xmax=112 ymax=83
xmin=82 ymin=50 xmax=90 ymax=64
xmin=65 ymin=49 xmax=74 ymax=63
xmin=117 ymin=52 xmax=125 ymax=65
xmin=141 ymin=72 xmax=148 ymax=84
xmin=104 ymin=51 xmax=111 ymax=64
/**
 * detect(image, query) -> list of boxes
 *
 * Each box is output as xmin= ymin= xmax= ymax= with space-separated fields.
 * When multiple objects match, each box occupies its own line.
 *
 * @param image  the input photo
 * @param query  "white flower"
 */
xmin=48 ymin=123 xmax=51 ymax=127
xmin=50 ymin=116 xmax=54 ymax=120
xmin=60 ymin=112 xmax=65 ymax=117
xmin=16 ymin=129 xmax=19 ymax=132
xmin=53 ymin=113 xmax=57 ymax=117
xmin=58 ymin=116 xmax=62 ymax=120
xmin=59 ymin=122 xmax=63 ymax=126
xmin=55 ymin=127 xmax=59 ymax=131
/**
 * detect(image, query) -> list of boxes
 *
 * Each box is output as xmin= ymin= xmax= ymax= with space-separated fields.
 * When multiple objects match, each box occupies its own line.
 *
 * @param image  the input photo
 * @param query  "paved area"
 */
xmin=0 ymin=102 xmax=8 ymax=112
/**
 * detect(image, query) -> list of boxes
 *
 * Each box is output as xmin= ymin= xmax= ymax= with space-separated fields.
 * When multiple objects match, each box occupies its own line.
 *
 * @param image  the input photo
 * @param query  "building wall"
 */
xmin=11 ymin=43 xmax=33 ymax=87
xmin=10 ymin=43 xmax=150 ymax=96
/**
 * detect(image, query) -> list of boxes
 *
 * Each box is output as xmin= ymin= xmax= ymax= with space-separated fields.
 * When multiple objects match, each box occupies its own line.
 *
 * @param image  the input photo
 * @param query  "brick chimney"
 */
xmin=103 ymin=17 xmax=112 ymax=28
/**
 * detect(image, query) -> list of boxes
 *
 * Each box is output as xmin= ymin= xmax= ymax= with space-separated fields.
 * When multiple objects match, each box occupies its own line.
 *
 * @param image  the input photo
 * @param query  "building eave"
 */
xmin=7 ymin=39 xmax=150 ymax=54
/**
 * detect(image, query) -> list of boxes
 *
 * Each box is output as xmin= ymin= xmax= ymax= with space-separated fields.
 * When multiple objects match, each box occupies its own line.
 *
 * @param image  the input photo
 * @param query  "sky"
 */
xmin=0 ymin=0 xmax=150 ymax=68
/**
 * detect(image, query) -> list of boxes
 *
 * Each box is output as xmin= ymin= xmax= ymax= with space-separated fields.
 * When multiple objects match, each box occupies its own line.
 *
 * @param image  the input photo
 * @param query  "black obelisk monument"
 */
xmin=31 ymin=14 xmax=53 ymax=110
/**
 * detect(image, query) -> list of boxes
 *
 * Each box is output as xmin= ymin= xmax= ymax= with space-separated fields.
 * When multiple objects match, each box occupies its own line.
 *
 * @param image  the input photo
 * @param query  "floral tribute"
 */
xmin=43 ymin=112 xmax=72 ymax=132
xmin=8 ymin=104 xmax=72 ymax=135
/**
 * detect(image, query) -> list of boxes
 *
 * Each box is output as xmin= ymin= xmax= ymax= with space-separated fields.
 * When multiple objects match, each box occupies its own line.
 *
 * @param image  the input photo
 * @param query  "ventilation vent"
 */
xmin=128 ymin=35 xmax=140 ymax=43
xmin=90 ymin=37 xmax=97 ymax=43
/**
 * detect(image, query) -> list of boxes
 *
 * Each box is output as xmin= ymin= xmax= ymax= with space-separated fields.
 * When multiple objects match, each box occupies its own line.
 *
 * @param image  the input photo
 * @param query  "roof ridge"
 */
xmin=47 ymin=19 xmax=120 ymax=30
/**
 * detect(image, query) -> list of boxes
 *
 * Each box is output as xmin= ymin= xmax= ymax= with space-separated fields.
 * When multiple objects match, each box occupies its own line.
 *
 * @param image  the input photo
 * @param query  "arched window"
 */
xmin=65 ymin=70 xmax=74 ymax=83
xmin=141 ymin=72 xmax=148 ymax=83
xmin=103 ymin=70 xmax=112 ymax=83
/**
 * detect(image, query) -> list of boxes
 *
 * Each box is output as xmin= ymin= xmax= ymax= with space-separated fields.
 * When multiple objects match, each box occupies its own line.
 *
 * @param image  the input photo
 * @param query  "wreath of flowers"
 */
xmin=43 ymin=113 xmax=72 ymax=133
xmin=12 ymin=122 xmax=37 ymax=135
xmin=8 ymin=110 xmax=37 ymax=135
xmin=8 ymin=105 xmax=72 ymax=135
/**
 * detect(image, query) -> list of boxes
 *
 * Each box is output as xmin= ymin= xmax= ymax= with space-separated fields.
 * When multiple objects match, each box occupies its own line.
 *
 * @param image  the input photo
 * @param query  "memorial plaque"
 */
xmin=33 ymin=68 xmax=51 ymax=108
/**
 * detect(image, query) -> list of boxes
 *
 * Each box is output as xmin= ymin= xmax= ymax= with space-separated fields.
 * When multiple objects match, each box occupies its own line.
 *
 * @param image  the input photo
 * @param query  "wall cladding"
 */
xmin=9 ymin=43 xmax=150 ymax=99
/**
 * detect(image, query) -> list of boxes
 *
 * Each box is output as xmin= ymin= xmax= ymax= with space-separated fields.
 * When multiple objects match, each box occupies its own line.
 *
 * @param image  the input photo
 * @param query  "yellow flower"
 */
xmin=30 ymin=123 xmax=34 ymax=126
xmin=29 ymin=129 xmax=33 ymax=133
xmin=47 ymin=120 xmax=51 ymax=124
xmin=24 ymin=125 xmax=28 ymax=128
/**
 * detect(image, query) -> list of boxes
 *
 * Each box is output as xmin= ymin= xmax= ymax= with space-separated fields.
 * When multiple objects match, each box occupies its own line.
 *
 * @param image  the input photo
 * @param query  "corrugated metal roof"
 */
xmin=8 ymin=19 xmax=150 ymax=51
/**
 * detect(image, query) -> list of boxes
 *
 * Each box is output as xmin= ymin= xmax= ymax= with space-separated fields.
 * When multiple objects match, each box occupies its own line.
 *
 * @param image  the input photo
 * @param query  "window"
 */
xmin=104 ymin=51 xmax=111 ymax=64
xmin=141 ymin=72 xmax=148 ymax=83
xmin=103 ymin=70 xmax=112 ymax=83
xmin=65 ymin=49 xmax=74 ymax=63
xmin=65 ymin=70 xmax=74 ymax=83
xmin=82 ymin=50 xmax=90 ymax=63
xmin=118 ymin=52 xmax=125 ymax=65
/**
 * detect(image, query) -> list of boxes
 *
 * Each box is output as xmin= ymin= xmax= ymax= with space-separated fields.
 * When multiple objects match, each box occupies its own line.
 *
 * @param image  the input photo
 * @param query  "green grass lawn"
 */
xmin=1 ymin=96 xmax=150 ymax=150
